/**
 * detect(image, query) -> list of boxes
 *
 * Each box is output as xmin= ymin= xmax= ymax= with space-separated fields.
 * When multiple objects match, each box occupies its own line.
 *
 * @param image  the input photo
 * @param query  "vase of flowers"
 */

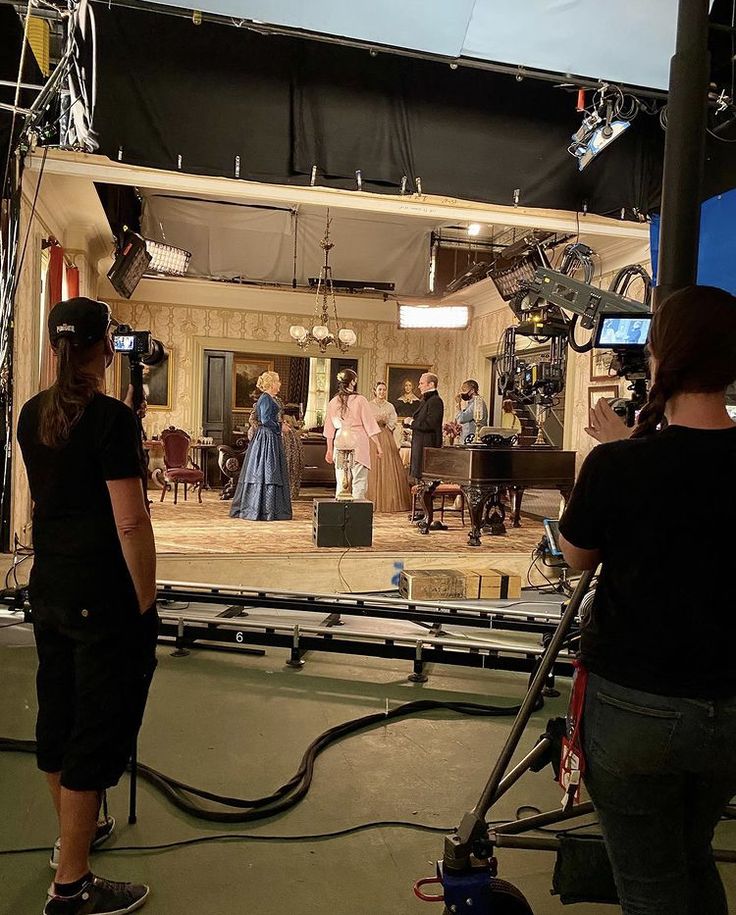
xmin=443 ymin=420 xmax=462 ymax=446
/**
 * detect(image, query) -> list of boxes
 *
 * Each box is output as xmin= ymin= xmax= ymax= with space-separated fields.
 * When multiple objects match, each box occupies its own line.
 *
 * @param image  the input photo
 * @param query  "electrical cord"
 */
xmin=0 ymin=698 xmax=524 ymax=824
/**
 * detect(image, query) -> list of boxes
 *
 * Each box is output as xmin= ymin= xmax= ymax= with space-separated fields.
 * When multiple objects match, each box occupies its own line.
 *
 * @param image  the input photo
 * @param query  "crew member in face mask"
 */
xmin=454 ymin=379 xmax=488 ymax=442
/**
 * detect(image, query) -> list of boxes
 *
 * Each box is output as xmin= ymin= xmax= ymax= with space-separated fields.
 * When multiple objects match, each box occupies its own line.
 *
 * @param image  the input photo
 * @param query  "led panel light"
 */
xmin=398 ymin=304 xmax=469 ymax=329
xmin=145 ymin=239 xmax=192 ymax=276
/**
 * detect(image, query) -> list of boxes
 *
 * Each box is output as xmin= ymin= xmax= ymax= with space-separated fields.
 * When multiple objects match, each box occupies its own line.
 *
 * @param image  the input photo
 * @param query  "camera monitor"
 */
xmin=543 ymin=518 xmax=563 ymax=557
xmin=112 ymin=334 xmax=135 ymax=353
xmin=594 ymin=312 xmax=652 ymax=349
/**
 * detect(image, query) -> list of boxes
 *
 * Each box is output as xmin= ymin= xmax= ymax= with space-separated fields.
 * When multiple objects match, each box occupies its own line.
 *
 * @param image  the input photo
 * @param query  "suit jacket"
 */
xmin=410 ymin=389 xmax=444 ymax=480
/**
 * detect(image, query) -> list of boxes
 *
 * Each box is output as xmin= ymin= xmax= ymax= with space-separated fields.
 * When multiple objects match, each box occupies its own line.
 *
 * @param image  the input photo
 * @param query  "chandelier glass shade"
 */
xmin=289 ymin=211 xmax=356 ymax=353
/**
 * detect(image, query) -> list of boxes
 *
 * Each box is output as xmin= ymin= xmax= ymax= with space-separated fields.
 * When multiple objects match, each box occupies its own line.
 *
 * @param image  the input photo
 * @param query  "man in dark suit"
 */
xmin=409 ymin=372 xmax=444 ymax=482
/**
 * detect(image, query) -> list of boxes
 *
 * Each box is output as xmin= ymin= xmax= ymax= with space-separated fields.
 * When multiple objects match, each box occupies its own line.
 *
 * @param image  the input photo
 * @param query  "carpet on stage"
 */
xmin=150 ymin=490 xmax=544 ymax=555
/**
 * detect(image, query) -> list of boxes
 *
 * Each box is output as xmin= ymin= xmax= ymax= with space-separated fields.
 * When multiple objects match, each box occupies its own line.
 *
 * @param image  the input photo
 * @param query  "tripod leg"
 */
xmin=443 ymin=570 xmax=595 ymax=871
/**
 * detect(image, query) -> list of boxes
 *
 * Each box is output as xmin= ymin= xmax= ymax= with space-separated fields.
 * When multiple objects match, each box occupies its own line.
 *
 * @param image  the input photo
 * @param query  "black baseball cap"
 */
xmin=48 ymin=297 xmax=111 ymax=347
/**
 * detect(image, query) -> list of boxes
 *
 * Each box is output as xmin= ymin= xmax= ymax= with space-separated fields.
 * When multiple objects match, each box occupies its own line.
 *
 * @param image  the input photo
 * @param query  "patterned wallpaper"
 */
xmin=107 ymin=298 xmax=472 ymax=436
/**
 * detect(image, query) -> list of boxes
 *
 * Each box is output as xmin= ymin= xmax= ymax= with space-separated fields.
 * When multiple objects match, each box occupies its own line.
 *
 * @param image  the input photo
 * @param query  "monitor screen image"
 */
xmin=597 ymin=315 xmax=651 ymax=348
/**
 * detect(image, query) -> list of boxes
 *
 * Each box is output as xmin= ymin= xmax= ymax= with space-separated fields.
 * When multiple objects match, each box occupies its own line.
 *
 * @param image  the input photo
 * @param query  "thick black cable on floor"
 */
xmin=0 ymin=698 xmax=522 ymax=823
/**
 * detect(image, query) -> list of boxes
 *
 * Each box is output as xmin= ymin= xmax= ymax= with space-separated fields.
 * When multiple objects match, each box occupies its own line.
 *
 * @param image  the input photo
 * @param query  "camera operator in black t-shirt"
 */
xmin=559 ymin=286 xmax=736 ymax=915
xmin=17 ymin=297 xmax=158 ymax=915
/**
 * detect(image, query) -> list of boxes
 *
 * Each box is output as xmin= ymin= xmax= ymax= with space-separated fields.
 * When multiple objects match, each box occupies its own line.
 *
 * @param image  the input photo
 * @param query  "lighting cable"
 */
xmin=0 ymin=697 xmax=524 ymax=825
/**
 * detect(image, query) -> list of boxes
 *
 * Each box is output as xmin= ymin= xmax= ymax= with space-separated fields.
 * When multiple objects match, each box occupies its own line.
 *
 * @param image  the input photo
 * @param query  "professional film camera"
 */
xmin=493 ymin=238 xmax=652 ymax=432
xmin=111 ymin=324 xmax=167 ymax=428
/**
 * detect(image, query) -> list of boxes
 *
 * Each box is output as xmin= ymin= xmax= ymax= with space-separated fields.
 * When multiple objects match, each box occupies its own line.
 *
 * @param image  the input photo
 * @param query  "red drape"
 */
xmin=39 ymin=245 xmax=66 ymax=389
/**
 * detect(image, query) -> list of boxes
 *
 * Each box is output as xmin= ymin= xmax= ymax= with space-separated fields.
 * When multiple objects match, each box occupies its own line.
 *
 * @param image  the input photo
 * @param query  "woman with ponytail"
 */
xmin=558 ymin=286 xmax=736 ymax=914
xmin=17 ymin=298 xmax=157 ymax=915
xmin=324 ymin=369 xmax=382 ymax=501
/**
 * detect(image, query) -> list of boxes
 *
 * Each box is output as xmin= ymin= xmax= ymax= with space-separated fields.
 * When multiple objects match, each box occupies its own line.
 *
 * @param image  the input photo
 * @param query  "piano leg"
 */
xmin=482 ymin=487 xmax=507 ymax=536
xmin=418 ymin=480 xmax=440 ymax=535
xmin=461 ymin=484 xmax=495 ymax=546
xmin=511 ymin=486 xmax=524 ymax=528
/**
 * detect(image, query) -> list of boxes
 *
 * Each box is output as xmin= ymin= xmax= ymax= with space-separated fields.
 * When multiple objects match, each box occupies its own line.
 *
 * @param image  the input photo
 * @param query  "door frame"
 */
xmin=190 ymin=335 xmax=369 ymax=434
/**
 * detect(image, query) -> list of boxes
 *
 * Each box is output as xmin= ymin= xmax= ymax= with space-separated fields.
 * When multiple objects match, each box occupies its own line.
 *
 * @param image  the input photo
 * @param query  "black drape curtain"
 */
xmin=0 ymin=9 xmax=43 ymax=194
xmin=287 ymin=357 xmax=310 ymax=413
xmin=91 ymin=5 xmax=668 ymax=218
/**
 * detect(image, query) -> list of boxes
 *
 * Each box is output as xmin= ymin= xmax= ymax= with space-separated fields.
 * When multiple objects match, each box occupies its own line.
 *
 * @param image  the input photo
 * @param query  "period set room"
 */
xmin=3 ymin=3 xmax=736 ymax=915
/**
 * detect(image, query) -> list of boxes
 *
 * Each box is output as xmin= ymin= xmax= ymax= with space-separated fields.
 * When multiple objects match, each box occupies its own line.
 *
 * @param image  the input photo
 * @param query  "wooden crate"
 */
xmin=399 ymin=569 xmax=468 ymax=600
xmin=464 ymin=567 xmax=522 ymax=600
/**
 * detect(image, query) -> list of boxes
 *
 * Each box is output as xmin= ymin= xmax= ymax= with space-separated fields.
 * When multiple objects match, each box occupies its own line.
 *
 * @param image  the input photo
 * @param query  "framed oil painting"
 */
xmin=590 ymin=348 xmax=616 ymax=382
xmin=116 ymin=350 xmax=173 ymax=411
xmin=233 ymin=355 xmax=274 ymax=411
xmin=588 ymin=384 xmax=619 ymax=413
xmin=386 ymin=363 xmax=431 ymax=418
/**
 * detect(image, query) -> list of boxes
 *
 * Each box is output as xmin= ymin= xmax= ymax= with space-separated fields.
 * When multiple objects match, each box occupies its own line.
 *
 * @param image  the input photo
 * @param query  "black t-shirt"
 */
xmin=559 ymin=424 xmax=736 ymax=699
xmin=18 ymin=392 xmax=145 ymax=608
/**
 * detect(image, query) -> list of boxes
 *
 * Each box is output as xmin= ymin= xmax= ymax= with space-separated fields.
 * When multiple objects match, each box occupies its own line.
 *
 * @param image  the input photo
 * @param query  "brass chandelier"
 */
xmin=289 ymin=211 xmax=357 ymax=353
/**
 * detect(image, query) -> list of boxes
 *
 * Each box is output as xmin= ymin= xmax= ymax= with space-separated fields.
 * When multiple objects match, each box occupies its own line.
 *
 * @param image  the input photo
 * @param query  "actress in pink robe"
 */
xmin=324 ymin=369 xmax=382 ymax=500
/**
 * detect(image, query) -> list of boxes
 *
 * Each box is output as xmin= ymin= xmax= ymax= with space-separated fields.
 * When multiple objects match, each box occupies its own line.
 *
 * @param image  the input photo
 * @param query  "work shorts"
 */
xmin=32 ymin=597 xmax=159 ymax=791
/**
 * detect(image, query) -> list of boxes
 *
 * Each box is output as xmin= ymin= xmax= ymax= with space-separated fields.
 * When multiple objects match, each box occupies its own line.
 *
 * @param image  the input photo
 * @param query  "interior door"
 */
xmin=328 ymin=357 xmax=359 ymax=399
xmin=202 ymin=350 xmax=234 ymax=483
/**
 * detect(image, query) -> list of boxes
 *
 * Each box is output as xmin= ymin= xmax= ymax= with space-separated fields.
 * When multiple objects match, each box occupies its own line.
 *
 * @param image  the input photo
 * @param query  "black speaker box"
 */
xmin=312 ymin=499 xmax=373 ymax=548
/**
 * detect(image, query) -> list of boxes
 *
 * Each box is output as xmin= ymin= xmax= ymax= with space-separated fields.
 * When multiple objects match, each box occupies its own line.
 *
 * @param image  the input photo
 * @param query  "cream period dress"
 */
xmin=366 ymin=398 xmax=411 ymax=512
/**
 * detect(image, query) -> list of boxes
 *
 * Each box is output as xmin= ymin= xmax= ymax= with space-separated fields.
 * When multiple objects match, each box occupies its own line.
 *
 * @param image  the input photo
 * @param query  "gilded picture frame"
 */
xmin=232 ymin=355 xmax=274 ymax=412
xmin=588 ymin=384 xmax=619 ymax=413
xmin=116 ymin=349 xmax=173 ymax=411
xmin=386 ymin=363 xmax=431 ymax=418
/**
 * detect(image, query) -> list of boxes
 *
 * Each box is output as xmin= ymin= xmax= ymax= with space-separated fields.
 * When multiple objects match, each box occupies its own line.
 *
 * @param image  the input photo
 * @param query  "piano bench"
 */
xmin=410 ymin=483 xmax=465 ymax=527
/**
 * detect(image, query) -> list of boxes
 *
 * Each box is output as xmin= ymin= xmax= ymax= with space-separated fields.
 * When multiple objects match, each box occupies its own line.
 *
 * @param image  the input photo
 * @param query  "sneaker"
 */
xmin=50 ymin=817 xmax=116 ymax=870
xmin=43 ymin=876 xmax=149 ymax=915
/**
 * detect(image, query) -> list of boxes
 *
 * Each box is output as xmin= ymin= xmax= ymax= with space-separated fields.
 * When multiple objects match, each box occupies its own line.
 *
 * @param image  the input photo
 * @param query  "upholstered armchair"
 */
xmin=160 ymin=427 xmax=205 ymax=504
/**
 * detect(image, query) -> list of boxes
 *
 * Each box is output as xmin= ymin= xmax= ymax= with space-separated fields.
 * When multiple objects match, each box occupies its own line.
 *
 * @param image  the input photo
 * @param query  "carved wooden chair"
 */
xmin=410 ymin=483 xmax=465 ymax=526
xmin=217 ymin=436 xmax=248 ymax=500
xmin=160 ymin=427 xmax=204 ymax=504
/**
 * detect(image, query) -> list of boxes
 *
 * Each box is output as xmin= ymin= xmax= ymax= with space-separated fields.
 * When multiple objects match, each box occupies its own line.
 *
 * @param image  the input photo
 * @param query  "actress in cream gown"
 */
xmin=366 ymin=382 xmax=411 ymax=512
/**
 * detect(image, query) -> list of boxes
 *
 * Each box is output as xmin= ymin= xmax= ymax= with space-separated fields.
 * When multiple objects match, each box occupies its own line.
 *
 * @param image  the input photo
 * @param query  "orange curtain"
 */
xmin=39 ymin=245 xmax=65 ymax=389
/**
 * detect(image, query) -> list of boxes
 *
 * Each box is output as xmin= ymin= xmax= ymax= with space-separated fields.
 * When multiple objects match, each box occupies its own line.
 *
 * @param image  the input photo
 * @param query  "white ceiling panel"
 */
xmin=143 ymin=0 xmax=704 ymax=90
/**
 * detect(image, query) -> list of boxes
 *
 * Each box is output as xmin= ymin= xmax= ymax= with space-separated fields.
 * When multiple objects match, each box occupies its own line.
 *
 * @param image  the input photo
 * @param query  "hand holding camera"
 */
xmin=585 ymin=398 xmax=633 ymax=443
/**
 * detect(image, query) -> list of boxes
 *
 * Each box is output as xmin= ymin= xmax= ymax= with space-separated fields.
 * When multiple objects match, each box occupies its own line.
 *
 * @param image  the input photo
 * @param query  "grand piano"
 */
xmin=419 ymin=445 xmax=576 ymax=547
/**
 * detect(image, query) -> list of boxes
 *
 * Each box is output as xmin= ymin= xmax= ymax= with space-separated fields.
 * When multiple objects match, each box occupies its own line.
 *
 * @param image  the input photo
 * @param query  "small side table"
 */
xmin=190 ymin=443 xmax=218 ymax=490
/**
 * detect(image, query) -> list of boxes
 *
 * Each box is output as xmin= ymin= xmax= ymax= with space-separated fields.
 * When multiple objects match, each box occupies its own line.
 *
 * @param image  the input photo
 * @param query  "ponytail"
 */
xmin=631 ymin=380 xmax=668 ymax=438
xmin=336 ymin=369 xmax=358 ymax=419
xmin=630 ymin=286 xmax=736 ymax=438
xmin=38 ymin=338 xmax=100 ymax=448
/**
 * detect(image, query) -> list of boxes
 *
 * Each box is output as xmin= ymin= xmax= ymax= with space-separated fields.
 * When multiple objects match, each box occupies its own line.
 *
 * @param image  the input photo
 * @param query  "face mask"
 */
xmin=461 ymin=392 xmax=472 ymax=401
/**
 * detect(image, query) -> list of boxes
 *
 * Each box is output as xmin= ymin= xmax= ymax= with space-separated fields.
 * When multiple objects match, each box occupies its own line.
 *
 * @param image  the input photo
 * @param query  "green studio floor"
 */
xmin=3 ymin=625 xmax=736 ymax=915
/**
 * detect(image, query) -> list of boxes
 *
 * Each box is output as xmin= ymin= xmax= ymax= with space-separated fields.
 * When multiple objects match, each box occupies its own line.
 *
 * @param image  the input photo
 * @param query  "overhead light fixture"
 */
xmin=467 ymin=223 xmax=481 ymax=237
xmin=398 ymin=304 xmax=469 ymax=329
xmin=289 ymin=210 xmax=356 ymax=353
xmin=145 ymin=239 xmax=191 ymax=276
xmin=568 ymin=85 xmax=634 ymax=171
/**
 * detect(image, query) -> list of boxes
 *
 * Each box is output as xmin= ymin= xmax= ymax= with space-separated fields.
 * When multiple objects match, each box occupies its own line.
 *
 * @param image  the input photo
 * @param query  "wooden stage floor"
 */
xmin=150 ymin=489 xmax=544 ymax=557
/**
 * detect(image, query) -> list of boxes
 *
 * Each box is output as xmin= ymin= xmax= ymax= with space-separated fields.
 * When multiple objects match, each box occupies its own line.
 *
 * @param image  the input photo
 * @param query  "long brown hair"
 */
xmin=38 ymin=337 xmax=101 ymax=448
xmin=336 ymin=368 xmax=358 ymax=418
xmin=633 ymin=285 xmax=736 ymax=438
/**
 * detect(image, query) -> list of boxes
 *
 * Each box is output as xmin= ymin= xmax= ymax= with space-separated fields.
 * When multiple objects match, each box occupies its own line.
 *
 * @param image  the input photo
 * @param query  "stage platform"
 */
xmin=149 ymin=491 xmax=547 ymax=592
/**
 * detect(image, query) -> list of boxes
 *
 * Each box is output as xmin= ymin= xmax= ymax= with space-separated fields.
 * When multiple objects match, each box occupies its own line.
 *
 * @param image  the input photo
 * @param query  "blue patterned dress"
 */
xmin=229 ymin=393 xmax=293 ymax=521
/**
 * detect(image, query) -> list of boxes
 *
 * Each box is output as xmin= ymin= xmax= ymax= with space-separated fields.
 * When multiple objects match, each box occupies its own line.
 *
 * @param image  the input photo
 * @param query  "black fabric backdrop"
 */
xmin=91 ymin=5 xmax=666 ymax=219
xmin=0 ymin=8 xmax=43 ymax=193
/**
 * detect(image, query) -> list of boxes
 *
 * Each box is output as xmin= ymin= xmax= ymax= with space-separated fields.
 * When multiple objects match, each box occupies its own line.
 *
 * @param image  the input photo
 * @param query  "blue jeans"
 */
xmin=583 ymin=672 xmax=736 ymax=915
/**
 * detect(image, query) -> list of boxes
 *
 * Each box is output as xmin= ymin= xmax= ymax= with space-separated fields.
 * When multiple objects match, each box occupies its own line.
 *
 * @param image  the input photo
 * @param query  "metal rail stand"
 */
xmin=414 ymin=569 xmax=736 ymax=912
xmin=415 ymin=572 xmax=593 ymax=912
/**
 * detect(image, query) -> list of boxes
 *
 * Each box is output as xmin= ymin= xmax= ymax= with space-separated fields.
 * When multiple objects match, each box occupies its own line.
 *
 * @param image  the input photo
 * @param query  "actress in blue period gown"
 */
xmin=230 ymin=371 xmax=292 ymax=521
